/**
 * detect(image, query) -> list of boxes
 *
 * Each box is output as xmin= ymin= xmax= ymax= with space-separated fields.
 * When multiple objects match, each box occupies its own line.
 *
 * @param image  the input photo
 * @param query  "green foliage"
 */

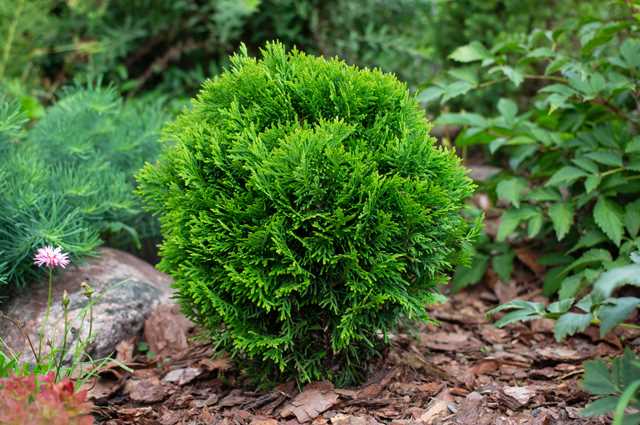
xmin=581 ymin=349 xmax=640 ymax=424
xmin=0 ymin=0 xmax=437 ymax=99
xmin=0 ymin=86 xmax=164 ymax=296
xmin=435 ymin=1 xmax=640 ymax=297
xmin=426 ymin=0 xmax=596 ymax=66
xmin=487 ymin=253 xmax=640 ymax=342
xmin=137 ymin=43 xmax=477 ymax=385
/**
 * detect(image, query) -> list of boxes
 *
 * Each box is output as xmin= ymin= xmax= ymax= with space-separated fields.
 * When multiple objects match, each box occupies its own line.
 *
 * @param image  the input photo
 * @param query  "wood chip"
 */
xmin=280 ymin=381 xmax=339 ymax=423
xmin=124 ymin=377 xmax=169 ymax=403
xmin=499 ymin=386 xmax=536 ymax=410
xmin=162 ymin=367 xmax=202 ymax=386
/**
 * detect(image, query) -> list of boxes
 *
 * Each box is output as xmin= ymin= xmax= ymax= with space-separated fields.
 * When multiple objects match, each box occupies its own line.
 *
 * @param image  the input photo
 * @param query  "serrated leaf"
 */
xmin=564 ymin=248 xmax=612 ymax=275
xmin=417 ymin=87 xmax=444 ymax=104
xmin=593 ymin=263 xmax=640 ymax=299
xmin=528 ymin=187 xmax=561 ymax=202
xmin=547 ymin=298 xmax=575 ymax=314
xmin=499 ymin=66 xmax=524 ymax=87
xmin=487 ymin=299 xmax=546 ymax=316
xmin=528 ymin=212 xmax=543 ymax=238
xmin=543 ymin=266 xmax=566 ymax=296
xmin=496 ymin=178 xmax=528 ymax=208
xmin=582 ymin=360 xmax=617 ymax=395
xmin=546 ymin=166 xmax=587 ymax=186
xmin=497 ymin=207 xmax=538 ymax=241
xmin=599 ymin=297 xmax=640 ymax=336
xmin=436 ymin=112 xmax=487 ymax=127
xmin=569 ymin=229 xmax=607 ymax=254
xmin=492 ymin=251 xmax=515 ymax=282
xmin=449 ymin=41 xmax=491 ymax=63
xmin=441 ymin=81 xmax=475 ymax=103
xmin=497 ymin=98 xmax=518 ymax=121
xmin=546 ymin=56 xmax=570 ymax=75
xmin=559 ymin=274 xmax=584 ymax=299
xmin=582 ymin=396 xmax=619 ymax=417
xmin=451 ymin=254 xmax=489 ymax=291
xmin=486 ymin=298 xmax=547 ymax=328
xmin=572 ymin=157 xmax=599 ymax=174
xmin=594 ymin=197 xmax=624 ymax=246
xmin=554 ymin=312 xmax=592 ymax=341
xmin=526 ymin=47 xmax=555 ymax=59
xmin=584 ymin=175 xmax=601 ymax=193
xmin=621 ymin=39 xmax=640 ymax=69
xmin=585 ymin=151 xmax=623 ymax=167
xmin=626 ymin=136 xmax=640 ymax=153
xmin=494 ymin=310 xmax=543 ymax=327
xmin=548 ymin=202 xmax=574 ymax=241
xmin=625 ymin=200 xmax=640 ymax=237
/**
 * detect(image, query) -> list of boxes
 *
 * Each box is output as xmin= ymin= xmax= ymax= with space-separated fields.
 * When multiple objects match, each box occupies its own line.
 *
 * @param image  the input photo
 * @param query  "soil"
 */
xmin=88 ymin=271 xmax=637 ymax=424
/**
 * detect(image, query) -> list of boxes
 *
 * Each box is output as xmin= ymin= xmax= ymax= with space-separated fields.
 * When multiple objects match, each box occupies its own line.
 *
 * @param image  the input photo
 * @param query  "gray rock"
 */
xmin=0 ymin=247 xmax=173 ymax=364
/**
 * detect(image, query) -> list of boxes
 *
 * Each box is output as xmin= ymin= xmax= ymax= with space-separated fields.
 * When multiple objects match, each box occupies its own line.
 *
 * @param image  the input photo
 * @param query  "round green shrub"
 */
xmin=137 ymin=43 xmax=477 ymax=385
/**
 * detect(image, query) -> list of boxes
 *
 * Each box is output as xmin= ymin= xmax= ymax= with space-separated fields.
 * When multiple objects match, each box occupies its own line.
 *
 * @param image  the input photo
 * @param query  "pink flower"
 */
xmin=33 ymin=246 xmax=70 ymax=269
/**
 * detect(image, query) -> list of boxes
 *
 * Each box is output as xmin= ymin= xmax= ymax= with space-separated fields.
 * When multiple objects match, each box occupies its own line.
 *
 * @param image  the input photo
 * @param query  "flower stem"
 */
xmin=38 ymin=268 xmax=54 ymax=362
xmin=55 ymin=300 xmax=69 ymax=381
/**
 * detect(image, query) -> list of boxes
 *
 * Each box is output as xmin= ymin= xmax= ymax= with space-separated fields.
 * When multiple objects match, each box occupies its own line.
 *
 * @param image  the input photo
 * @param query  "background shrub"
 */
xmin=137 ymin=43 xmax=477 ymax=385
xmin=430 ymin=1 xmax=638 ymax=298
xmin=0 ymin=86 xmax=165 ymax=297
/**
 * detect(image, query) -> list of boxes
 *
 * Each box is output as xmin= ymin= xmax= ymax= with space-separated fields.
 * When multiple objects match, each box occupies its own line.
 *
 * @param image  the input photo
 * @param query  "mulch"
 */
xmin=88 ymin=269 xmax=638 ymax=425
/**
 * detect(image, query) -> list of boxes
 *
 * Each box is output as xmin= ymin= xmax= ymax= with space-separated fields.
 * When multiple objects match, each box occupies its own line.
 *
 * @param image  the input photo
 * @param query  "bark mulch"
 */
xmin=89 ymin=275 xmax=637 ymax=425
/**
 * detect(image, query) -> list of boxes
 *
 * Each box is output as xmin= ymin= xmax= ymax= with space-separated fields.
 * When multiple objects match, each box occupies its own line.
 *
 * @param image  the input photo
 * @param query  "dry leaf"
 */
xmin=144 ymin=304 xmax=194 ymax=358
xmin=280 ymin=381 xmax=339 ymax=423
xmin=115 ymin=337 xmax=136 ymax=363
xmin=124 ymin=377 xmax=169 ymax=403
xmin=162 ymin=367 xmax=202 ymax=386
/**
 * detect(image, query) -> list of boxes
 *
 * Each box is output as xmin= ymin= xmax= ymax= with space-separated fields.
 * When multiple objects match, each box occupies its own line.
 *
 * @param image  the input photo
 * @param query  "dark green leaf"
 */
xmin=451 ymin=254 xmax=489 ymax=291
xmin=599 ymin=297 xmax=640 ymax=336
xmin=548 ymin=202 xmax=574 ymax=241
xmin=449 ymin=41 xmax=492 ymax=63
xmin=492 ymin=251 xmax=515 ymax=282
xmin=554 ymin=312 xmax=592 ymax=341
xmin=546 ymin=166 xmax=587 ymax=186
xmin=593 ymin=264 xmax=640 ymax=299
xmin=582 ymin=396 xmax=619 ymax=417
xmin=582 ymin=360 xmax=617 ymax=395
xmin=594 ymin=197 xmax=624 ymax=246
xmin=625 ymin=200 xmax=640 ymax=237
xmin=496 ymin=178 xmax=528 ymax=208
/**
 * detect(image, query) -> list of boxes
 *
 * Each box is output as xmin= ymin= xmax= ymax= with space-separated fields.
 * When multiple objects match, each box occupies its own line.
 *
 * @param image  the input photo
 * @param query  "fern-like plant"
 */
xmin=0 ymin=86 xmax=165 ymax=297
xmin=137 ymin=43 xmax=477 ymax=385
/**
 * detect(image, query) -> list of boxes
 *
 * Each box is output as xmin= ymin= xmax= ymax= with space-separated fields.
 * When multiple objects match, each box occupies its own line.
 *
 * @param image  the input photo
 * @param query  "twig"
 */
xmin=0 ymin=311 xmax=39 ymax=364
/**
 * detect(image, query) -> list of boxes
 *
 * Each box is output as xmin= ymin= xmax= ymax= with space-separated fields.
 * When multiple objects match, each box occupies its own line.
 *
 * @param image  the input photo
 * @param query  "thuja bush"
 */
xmin=138 ymin=43 xmax=477 ymax=384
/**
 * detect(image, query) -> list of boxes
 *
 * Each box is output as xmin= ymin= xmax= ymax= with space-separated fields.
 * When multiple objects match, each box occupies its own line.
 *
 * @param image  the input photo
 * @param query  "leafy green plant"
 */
xmin=429 ymin=0 xmax=640 ymax=296
xmin=0 ymin=86 xmax=165 ymax=296
xmin=137 ymin=43 xmax=478 ymax=385
xmin=487 ymin=254 xmax=640 ymax=341
xmin=581 ymin=349 xmax=640 ymax=424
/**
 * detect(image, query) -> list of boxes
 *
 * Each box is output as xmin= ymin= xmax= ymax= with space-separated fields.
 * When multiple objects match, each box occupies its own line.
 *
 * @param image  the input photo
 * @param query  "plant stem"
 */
xmin=38 ymin=268 xmax=54 ymax=361
xmin=55 ymin=301 xmax=69 ymax=381
xmin=600 ymin=167 xmax=625 ymax=177
xmin=0 ymin=0 xmax=25 ymax=80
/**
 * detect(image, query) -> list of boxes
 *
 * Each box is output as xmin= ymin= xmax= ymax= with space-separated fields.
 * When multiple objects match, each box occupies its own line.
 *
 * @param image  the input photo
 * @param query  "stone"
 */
xmin=0 ymin=247 xmax=173 ymax=364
